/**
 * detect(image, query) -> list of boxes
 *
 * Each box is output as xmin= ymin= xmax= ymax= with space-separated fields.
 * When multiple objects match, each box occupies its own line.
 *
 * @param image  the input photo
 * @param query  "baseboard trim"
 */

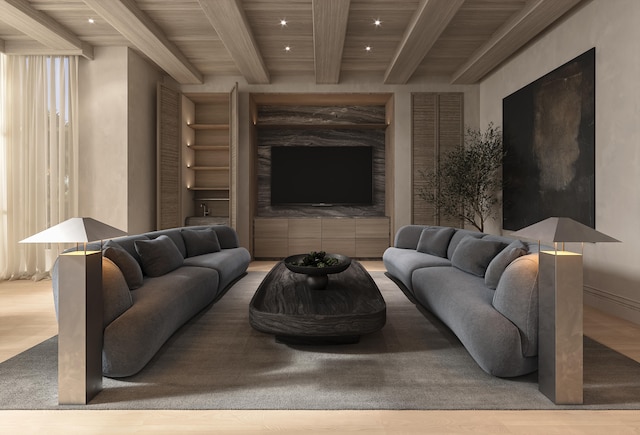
xmin=584 ymin=285 xmax=640 ymax=325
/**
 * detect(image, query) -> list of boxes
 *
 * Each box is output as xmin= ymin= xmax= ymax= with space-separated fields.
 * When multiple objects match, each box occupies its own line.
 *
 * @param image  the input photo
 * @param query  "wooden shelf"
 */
xmin=188 ymin=187 xmax=229 ymax=191
xmin=197 ymin=197 xmax=229 ymax=201
xmin=188 ymin=166 xmax=230 ymax=171
xmin=255 ymin=123 xmax=387 ymax=130
xmin=188 ymin=145 xmax=229 ymax=151
xmin=187 ymin=123 xmax=229 ymax=131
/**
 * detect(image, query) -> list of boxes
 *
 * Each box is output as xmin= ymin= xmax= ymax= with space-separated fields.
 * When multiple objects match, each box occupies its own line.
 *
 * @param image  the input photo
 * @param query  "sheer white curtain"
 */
xmin=0 ymin=55 xmax=79 ymax=280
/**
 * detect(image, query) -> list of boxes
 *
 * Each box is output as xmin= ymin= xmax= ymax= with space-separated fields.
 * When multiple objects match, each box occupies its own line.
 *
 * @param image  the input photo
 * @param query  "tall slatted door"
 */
xmin=412 ymin=93 xmax=464 ymax=227
xmin=412 ymin=93 xmax=437 ymax=225
xmin=229 ymin=83 xmax=239 ymax=230
xmin=157 ymin=83 xmax=181 ymax=230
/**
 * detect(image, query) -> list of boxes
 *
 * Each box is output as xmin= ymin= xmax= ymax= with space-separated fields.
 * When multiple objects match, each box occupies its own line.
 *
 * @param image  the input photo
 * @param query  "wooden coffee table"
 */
xmin=249 ymin=260 xmax=386 ymax=344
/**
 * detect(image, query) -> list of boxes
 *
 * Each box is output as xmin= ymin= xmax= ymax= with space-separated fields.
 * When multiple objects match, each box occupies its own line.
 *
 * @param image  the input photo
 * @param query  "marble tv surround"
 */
xmin=256 ymin=105 xmax=387 ymax=218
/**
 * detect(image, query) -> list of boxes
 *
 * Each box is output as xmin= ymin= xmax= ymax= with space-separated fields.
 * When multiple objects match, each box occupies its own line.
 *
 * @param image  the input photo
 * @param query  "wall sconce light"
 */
xmin=511 ymin=217 xmax=619 ymax=405
xmin=20 ymin=218 xmax=127 ymax=404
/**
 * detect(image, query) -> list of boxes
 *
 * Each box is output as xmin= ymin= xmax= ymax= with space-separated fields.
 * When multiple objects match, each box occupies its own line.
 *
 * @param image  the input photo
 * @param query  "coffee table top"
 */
xmin=249 ymin=260 xmax=386 ymax=339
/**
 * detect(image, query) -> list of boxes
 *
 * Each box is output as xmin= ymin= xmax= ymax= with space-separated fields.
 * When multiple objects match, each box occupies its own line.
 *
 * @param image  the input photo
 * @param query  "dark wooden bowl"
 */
xmin=284 ymin=253 xmax=351 ymax=276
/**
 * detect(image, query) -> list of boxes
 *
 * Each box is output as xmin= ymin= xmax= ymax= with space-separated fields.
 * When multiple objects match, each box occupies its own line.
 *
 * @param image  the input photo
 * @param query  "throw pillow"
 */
xmin=416 ymin=227 xmax=455 ymax=258
xmin=134 ymin=235 xmax=184 ymax=277
xmin=103 ymin=240 xmax=144 ymax=290
xmin=101 ymin=257 xmax=133 ymax=327
xmin=181 ymin=228 xmax=221 ymax=257
xmin=451 ymin=236 xmax=507 ymax=277
xmin=485 ymin=239 xmax=528 ymax=289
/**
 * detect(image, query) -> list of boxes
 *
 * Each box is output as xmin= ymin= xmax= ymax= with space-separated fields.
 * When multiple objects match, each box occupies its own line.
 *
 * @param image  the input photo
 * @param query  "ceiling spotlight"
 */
xmin=280 ymin=19 xmax=287 ymax=27
xmin=88 ymin=18 xmax=95 ymax=24
xmin=373 ymin=18 xmax=382 ymax=27
xmin=284 ymin=45 xmax=291 ymax=52
xmin=365 ymin=46 xmax=372 ymax=52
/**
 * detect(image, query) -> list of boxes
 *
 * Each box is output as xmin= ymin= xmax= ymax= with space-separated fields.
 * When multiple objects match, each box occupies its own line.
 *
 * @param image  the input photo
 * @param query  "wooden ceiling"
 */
xmin=0 ymin=0 xmax=586 ymax=85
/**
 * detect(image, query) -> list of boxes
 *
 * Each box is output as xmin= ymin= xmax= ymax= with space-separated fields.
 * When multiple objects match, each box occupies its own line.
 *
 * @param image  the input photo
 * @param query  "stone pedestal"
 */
xmin=57 ymin=251 xmax=103 ymax=405
xmin=538 ymin=250 xmax=583 ymax=405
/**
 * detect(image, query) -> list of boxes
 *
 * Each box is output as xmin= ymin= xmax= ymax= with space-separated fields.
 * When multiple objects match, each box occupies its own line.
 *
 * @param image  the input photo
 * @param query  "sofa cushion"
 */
xmin=181 ymin=228 xmax=221 ymax=257
xmin=416 ymin=227 xmax=455 ymax=258
xmin=103 ymin=240 xmax=144 ymax=289
xmin=183 ymin=247 xmax=251 ymax=295
xmin=102 ymin=257 xmax=133 ymax=327
xmin=451 ymin=236 xmax=507 ymax=277
xmin=382 ymin=247 xmax=451 ymax=294
xmin=447 ymin=229 xmax=484 ymax=259
xmin=134 ymin=235 xmax=184 ymax=277
xmin=145 ymin=229 xmax=188 ymax=258
xmin=485 ymin=240 xmax=528 ymax=289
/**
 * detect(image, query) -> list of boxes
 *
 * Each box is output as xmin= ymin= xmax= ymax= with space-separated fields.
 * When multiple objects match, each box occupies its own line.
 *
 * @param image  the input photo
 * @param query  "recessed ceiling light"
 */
xmin=365 ymin=46 xmax=372 ymax=52
xmin=284 ymin=45 xmax=291 ymax=52
xmin=280 ymin=19 xmax=287 ymax=27
xmin=88 ymin=18 xmax=95 ymax=24
xmin=373 ymin=18 xmax=382 ymax=27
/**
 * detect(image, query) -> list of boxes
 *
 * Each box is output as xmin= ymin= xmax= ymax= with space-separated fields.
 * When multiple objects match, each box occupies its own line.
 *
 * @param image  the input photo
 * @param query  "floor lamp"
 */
xmin=511 ymin=217 xmax=619 ymax=404
xmin=21 ymin=218 xmax=127 ymax=405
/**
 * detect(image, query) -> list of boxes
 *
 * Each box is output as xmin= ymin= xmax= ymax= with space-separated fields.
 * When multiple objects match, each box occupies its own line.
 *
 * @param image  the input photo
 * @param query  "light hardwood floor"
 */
xmin=1 ymin=261 xmax=639 ymax=434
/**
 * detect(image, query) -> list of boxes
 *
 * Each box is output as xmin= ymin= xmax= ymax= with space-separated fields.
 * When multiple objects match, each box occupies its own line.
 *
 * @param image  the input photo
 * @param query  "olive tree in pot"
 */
xmin=419 ymin=123 xmax=504 ymax=233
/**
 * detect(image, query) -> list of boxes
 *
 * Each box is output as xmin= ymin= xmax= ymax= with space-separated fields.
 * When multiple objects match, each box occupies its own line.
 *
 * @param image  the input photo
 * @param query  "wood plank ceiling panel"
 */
xmin=242 ymin=0 xmax=313 ymax=76
xmin=139 ymin=2 xmax=238 ymax=76
xmin=341 ymin=0 xmax=416 ymax=75
xmin=416 ymin=0 xmax=525 ymax=78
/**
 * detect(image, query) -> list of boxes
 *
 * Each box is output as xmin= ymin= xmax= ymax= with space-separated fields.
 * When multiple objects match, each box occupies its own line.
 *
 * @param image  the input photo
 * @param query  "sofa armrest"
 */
xmin=393 ymin=225 xmax=428 ymax=249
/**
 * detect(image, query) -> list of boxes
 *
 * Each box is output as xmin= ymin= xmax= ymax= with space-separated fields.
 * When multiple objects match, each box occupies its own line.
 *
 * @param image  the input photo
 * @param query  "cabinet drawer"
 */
xmin=254 ymin=238 xmax=288 ymax=259
xmin=356 ymin=218 xmax=390 ymax=239
xmin=322 ymin=218 xmax=355 ymax=239
xmin=254 ymin=218 xmax=288 ymax=238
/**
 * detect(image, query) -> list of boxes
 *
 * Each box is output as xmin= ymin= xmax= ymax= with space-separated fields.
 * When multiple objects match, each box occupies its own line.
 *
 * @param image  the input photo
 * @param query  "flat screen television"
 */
xmin=271 ymin=146 xmax=373 ymax=206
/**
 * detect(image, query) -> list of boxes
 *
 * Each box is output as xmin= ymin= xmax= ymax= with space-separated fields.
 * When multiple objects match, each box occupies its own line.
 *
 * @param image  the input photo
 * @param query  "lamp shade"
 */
xmin=511 ymin=217 xmax=620 ymax=244
xmin=19 ymin=217 xmax=127 ymax=244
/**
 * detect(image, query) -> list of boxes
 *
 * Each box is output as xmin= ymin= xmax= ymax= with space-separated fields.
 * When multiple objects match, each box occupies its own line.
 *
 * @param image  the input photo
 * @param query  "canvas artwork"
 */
xmin=502 ymin=48 xmax=595 ymax=231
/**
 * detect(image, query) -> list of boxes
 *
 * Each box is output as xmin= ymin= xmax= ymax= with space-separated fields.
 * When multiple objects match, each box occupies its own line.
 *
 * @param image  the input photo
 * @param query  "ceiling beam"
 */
xmin=312 ymin=0 xmax=350 ymax=84
xmin=384 ymin=0 xmax=464 ymax=84
xmin=82 ymin=0 xmax=203 ymax=84
xmin=451 ymin=0 xmax=583 ymax=84
xmin=197 ymin=0 xmax=270 ymax=84
xmin=0 ymin=0 xmax=93 ymax=59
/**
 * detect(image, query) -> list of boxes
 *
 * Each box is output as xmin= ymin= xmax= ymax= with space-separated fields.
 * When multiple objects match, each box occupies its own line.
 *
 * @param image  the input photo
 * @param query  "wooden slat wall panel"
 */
xmin=412 ymin=92 xmax=463 ymax=227
xmin=157 ymin=83 xmax=181 ymax=230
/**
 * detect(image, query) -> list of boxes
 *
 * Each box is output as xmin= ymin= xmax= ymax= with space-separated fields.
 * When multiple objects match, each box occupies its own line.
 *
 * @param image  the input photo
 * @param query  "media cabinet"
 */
xmin=254 ymin=216 xmax=390 ymax=259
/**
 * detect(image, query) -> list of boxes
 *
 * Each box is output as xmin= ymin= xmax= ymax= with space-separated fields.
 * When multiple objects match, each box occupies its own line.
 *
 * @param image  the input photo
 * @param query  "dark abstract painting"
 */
xmin=502 ymin=48 xmax=595 ymax=230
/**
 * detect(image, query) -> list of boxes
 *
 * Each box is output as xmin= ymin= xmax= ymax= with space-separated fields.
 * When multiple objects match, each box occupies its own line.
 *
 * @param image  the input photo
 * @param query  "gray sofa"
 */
xmin=383 ymin=225 xmax=540 ymax=377
xmin=53 ymin=225 xmax=251 ymax=378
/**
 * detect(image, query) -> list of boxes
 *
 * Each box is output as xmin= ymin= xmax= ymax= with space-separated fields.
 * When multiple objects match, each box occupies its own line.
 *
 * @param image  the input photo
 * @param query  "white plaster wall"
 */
xmin=78 ymin=46 xmax=128 ymax=231
xmin=127 ymin=49 xmax=163 ymax=234
xmin=479 ymin=0 xmax=640 ymax=323
xmin=181 ymin=73 xmax=480 ymax=248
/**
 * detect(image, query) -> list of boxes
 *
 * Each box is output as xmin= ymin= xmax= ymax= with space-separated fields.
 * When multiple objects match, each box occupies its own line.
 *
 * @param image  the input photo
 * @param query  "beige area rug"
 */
xmin=1 ymin=271 xmax=640 ymax=410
